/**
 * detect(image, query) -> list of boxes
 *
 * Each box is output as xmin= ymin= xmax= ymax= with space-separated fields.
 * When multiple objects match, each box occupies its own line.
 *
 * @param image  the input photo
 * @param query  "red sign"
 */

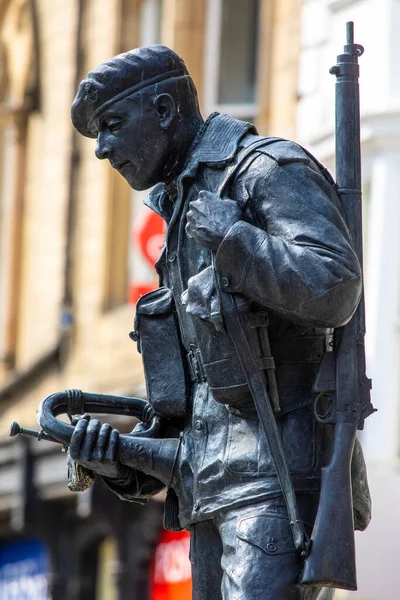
xmin=150 ymin=530 xmax=192 ymax=600
xmin=129 ymin=209 xmax=166 ymax=304
xmin=134 ymin=210 xmax=166 ymax=266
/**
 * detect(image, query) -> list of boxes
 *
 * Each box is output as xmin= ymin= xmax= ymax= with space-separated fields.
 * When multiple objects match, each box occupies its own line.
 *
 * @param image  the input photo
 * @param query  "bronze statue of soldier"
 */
xmin=12 ymin=37 xmax=373 ymax=600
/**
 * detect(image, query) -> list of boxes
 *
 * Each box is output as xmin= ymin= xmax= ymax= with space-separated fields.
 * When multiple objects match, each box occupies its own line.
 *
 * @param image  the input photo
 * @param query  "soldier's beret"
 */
xmin=71 ymin=45 xmax=189 ymax=138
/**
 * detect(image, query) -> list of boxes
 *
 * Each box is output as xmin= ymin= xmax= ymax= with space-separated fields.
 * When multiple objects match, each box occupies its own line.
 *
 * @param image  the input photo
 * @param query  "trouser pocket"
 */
xmin=219 ymin=507 xmax=303 ymax=600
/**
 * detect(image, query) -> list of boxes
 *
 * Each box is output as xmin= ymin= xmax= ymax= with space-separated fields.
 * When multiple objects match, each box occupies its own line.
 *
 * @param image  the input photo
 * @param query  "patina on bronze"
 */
xmin=12 ymin=24 xmax=373 ymax=600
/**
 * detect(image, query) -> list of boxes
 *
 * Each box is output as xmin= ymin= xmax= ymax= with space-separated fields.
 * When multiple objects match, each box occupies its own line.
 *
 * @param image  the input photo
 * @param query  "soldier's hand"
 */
xmin=69 ymin=415 xmax=130 ymax=481
xmin=181 ymin=266 xmax=220 ymax=322
xmin=186 ymin=191 xmax=242 ymax=250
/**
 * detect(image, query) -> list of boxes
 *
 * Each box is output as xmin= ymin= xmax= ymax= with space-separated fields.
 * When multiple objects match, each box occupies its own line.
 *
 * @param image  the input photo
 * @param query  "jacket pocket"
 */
xmin=225 ymin=411 xmax=274 ymax=475
xmin=225 ymin=405 xmax=317 ymax=475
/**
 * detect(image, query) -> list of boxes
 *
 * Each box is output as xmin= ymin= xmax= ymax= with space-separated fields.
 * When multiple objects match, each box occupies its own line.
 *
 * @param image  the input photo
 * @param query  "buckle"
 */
xmin=188 ymin=345 xmax=206 ymax=383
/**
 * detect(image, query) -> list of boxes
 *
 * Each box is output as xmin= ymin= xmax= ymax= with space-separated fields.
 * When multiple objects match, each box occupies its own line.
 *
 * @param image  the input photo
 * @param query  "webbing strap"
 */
xmin=217 ymin=137 xmax=283 ymax=197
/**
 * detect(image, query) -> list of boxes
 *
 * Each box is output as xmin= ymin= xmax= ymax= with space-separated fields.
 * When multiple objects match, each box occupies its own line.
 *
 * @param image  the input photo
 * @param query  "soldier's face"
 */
xmin=94 ymin=94 xmax=170 ymax=190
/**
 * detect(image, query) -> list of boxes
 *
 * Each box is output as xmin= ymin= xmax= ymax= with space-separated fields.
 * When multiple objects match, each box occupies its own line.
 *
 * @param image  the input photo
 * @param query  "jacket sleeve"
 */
xmin=215 ymin=152 xmax=362 ymax=328
xmin=102 ymin=470 xmax=165 ymax=504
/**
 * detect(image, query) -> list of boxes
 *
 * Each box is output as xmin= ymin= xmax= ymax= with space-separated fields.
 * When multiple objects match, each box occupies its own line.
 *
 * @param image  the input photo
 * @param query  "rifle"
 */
xmin=301 ymin=22 xmax=375 ymax=591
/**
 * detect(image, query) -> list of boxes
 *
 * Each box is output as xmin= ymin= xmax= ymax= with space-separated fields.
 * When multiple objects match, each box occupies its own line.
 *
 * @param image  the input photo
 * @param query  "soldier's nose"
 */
xmin=95 ymin=143 xmax=111 ymax=160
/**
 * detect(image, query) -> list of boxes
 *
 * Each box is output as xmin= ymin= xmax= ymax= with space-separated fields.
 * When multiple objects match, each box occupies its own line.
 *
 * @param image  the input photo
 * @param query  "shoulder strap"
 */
xmin=217 ymin=137 xmax=283 ymax=197
xmin=217 ymin=136 xmax=336 ymax=197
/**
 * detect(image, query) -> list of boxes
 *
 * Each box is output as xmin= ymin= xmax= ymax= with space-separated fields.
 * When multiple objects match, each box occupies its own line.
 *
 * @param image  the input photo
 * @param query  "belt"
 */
xmin=247 ymin=312 xmax=327 ymax=365
xmin=268 ymin=335 xmax=326 ymax=364
xmin=187 ymin=336 xmax=326 ymax=385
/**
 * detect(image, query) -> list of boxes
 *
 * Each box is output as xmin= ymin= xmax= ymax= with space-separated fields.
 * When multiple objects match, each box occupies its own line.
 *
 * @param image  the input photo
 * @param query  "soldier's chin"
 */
xmin=122 ymin=167 xmax=155 ymax=191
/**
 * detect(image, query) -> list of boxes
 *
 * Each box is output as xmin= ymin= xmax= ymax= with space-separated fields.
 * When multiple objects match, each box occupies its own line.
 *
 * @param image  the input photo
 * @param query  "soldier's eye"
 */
xmin=106 ymin=119 xmax=122 ymax=132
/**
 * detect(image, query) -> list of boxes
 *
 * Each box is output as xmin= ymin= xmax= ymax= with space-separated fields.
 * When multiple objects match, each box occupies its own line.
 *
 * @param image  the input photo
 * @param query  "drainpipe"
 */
xmin=62 ymin=0 xmax=84 ymax=335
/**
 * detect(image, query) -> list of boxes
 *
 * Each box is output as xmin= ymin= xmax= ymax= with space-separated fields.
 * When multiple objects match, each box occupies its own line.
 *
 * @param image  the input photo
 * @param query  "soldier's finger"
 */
xmin=79 ymin=418 xmax=101 ymax=461
xmin=189 ymin=198 xmax=204 ymax=211
xmin=92 ymin=423 xmax=112 ymax=462
xmin=186 ymin=207 xmax=195 ymax=221
xmin=70 ymin=413 xmax=91 ymax=427
xmin=189 ymin=199 xmax=208 ymax=219
xmin=104 ymin=428 xmax=119 ymax=463
xmin=198 ymin=190 xmax=215 ymax=201
xmin=69 ymin=418 xmax=89 ymax=460
xmin=185 ymin=220 xmax=194 ymax=239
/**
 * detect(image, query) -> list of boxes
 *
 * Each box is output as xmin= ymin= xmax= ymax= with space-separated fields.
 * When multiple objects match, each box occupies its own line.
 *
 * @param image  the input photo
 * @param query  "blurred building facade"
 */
xmin=0 ymin=0 xmax=301 ymax=598
xmin=0 ymin=0 xmax=396 ymax=598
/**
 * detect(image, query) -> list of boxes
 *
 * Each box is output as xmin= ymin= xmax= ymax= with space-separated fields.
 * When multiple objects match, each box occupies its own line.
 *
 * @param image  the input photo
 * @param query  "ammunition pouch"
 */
xmin=201 ymin=310 xmax=275 ymax=409
xmin=131 ymin=287 xmax=189 ymax=418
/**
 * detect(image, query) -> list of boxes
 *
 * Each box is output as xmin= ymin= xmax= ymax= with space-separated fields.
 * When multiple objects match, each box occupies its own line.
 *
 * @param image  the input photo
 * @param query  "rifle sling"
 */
xmin=218 ymin=290 xmax=310 ymax=555
xmin=214 ymin=138 xmax=310 ymax=556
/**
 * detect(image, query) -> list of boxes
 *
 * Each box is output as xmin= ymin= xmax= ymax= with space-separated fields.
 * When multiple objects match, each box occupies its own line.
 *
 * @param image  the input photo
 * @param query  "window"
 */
xmin=129 ymin=0 xmax=164 ymax=304
xmin=362 ymin=178 xmax=371 ymax=267
xmin=204 ymin=0 xmax=261 ymax=121
xmin=103 ymin=0 xmax=163 ymax=309
xmin=96 ymin=537 xmax=118 ymax=600
xmin=0 ymin=120 xmax=15 ymax=372
xmin=139 ymin=0 xmax=162 ymax=47
xmin=0 ymin=0 xmax=38 ymax=373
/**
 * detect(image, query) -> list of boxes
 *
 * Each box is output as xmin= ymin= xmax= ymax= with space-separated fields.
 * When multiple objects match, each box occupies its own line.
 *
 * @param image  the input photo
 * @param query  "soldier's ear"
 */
xmin=153 ymin=93 xmax=177 ymax=130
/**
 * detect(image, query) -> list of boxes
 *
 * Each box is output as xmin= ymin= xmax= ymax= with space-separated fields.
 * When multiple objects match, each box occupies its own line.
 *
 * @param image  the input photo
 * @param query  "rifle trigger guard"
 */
xmin=314 ymin=392 xmax=334 ymax=424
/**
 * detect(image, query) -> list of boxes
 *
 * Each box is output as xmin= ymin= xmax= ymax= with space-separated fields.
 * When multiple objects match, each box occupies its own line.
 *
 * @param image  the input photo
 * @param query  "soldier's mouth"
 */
xmin=112 ymin=160 xmax=130 ymax=171
xmin=118 ymin=161 xmax=130 ymax=171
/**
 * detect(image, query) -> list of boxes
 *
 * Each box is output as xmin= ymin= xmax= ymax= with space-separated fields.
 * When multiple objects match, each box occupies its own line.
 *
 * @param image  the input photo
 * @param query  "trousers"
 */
xmin=189 ymin=496 xmax=334 ymax=600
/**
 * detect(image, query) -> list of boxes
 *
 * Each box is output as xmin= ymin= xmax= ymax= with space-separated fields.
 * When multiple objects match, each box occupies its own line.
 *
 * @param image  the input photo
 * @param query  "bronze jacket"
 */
xmin=107 ymin=113 xmax=362 ymax=528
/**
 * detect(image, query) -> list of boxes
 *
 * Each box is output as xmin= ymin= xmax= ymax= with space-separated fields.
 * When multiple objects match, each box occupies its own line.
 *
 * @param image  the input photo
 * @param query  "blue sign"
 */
xmin=0 ymin=539 xmax=50 ymax=599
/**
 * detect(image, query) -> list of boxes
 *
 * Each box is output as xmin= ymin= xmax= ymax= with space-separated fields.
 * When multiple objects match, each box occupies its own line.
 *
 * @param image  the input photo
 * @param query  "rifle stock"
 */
xmin=301 ymin=421 xmax=357 ymax=590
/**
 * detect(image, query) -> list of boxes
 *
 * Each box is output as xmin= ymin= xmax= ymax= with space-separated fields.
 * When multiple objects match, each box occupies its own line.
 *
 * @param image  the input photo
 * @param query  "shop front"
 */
xmin=0 ymin=538 xmax=50 ymax=599
xmin=151 ymin=530 xmax=192 ymax=600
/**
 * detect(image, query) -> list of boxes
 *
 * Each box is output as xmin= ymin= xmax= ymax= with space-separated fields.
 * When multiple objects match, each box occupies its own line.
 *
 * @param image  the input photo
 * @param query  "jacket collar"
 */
xmin=185 ymin=112 xmax=256 ymax=166
xmin=144 ymin=113 xmax=256 ymax=219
